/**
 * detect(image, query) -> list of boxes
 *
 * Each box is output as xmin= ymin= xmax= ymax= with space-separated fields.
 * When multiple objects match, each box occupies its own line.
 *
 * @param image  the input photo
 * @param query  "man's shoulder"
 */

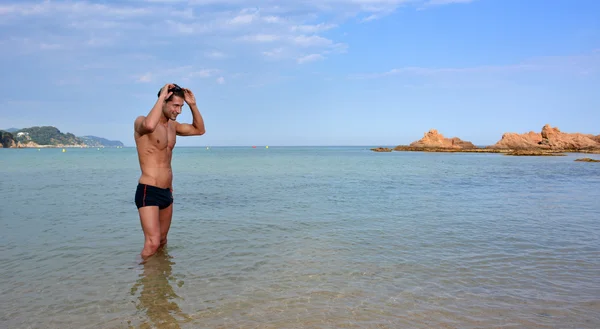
xmin=134 ymin=116 xmax=148 ymax=131
xmin=134 ymin=116 xmax=150 ymax=139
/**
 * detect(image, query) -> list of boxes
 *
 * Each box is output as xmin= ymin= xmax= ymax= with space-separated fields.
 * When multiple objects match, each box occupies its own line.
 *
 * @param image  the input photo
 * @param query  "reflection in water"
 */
xmin=130 ymin=248 xmax=192 ymax=329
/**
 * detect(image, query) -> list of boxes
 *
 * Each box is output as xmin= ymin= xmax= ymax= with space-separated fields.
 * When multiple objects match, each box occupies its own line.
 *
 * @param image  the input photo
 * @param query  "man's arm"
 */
xmin=176 ymin=88 xmax=206 ymax=136
xmin=135 ymin=83 xmax=173 ymax=135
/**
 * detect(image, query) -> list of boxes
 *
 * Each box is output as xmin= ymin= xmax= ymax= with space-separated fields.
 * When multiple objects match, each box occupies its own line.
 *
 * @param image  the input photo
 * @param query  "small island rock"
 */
xmin=370 ymin=147 xmax=392 ymax=152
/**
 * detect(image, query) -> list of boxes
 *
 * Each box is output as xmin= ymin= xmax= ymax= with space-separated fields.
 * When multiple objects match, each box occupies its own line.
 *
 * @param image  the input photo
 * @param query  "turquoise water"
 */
xmin=1 ymin=146 xmax=600 ymax=328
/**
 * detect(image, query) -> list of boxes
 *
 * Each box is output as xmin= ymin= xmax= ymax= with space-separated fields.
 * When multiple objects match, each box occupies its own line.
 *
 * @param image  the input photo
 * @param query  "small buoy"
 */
xmin=252 ymin=146 xmax=256 ymax=148
xmin=62 ymin=148 xmax=66 ymax=152
xmin=266 ymin=146 xmax=269 ymax=149
xmin=206 ymin=147 xmax=209 ymax=150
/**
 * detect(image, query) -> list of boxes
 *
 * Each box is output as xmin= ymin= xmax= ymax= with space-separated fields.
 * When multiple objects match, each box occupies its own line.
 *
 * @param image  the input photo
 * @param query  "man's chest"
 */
xmin=152 ymin=125 xmax=177 ymax=149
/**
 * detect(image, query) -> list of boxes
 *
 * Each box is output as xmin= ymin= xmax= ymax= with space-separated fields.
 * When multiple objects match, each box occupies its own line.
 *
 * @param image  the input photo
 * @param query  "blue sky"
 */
xmin=1 ymin=0 xmax=599 ymax=146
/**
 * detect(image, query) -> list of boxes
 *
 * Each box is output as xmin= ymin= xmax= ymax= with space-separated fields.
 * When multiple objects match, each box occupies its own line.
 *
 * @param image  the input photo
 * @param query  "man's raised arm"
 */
xmin=176 ymin=88 xmax=206 ymax=136
xmin=135 ymin=83 xmax=173 ymax=135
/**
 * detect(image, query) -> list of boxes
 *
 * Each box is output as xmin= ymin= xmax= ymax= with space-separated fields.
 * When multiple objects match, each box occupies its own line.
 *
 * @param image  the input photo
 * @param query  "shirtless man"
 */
xmin=134 ymin=83 xmax=205 ymax=259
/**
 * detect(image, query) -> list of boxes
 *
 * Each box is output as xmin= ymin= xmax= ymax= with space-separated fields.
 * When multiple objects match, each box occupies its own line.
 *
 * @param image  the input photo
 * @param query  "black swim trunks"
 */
xmin=135 ymin=183 xmax=173 ymax=209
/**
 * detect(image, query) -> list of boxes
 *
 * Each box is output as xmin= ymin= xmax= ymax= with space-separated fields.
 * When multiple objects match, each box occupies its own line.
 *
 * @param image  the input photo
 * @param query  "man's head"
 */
xmin=158 ymin=83 xmax=185 ymax=121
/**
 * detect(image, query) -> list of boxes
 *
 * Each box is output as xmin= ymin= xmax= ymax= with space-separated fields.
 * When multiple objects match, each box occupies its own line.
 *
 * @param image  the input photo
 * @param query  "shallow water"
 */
xmin=1 ymin=147 xmax=599 ymax=328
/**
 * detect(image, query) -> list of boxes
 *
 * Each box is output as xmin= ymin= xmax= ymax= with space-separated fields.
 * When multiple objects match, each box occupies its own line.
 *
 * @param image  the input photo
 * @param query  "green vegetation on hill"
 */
xmin=0 ymin=126 xmax=124 ymax=147
xmin=16 ymin=126 xmax=84 ymax=146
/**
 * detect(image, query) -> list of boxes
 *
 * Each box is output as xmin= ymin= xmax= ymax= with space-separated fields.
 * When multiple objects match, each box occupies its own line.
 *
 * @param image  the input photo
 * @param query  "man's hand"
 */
xmin=159 ymin=83 xmax=174 ymax=101
xmin=183 ymin=88 xmax=197 ymax=106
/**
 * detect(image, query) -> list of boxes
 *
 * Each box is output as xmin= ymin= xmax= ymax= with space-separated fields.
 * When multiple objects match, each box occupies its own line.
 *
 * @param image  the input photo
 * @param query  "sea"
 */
xmin=1 ymin=146 xmax=599 ymax=329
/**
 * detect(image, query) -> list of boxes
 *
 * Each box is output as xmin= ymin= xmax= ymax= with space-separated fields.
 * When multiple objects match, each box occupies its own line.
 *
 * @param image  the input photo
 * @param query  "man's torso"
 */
xmin=135 ymin=121 xmax=177 ymax=189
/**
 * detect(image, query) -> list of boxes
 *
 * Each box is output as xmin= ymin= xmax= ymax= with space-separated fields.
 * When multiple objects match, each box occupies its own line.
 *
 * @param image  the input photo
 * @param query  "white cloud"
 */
xmin=263 ymin=15 xmax=283 ymax=23
xmin=0 ymin=1 xmax=153 ymax=17
xmin=361 ymin=14 xmax=380 ymax=22
xmin=134 ymin=67 xmax=222 ymax=84
xmin=297 ymin=54 xmax=325 ymax=64
xmin=417 ymin=0 xmax=476 ymax=10
xmin=425 ymin=0 xmax=476 ymax=5
xmin=351 ymin=50 xmax=600 ymax=79
xmin=144 ymin=0 xmax=187 ymax=2
xmin=190 ymin=69 xmax=220 ymax=78
xmin=137 ymin=73 xmax=153 ymax=83
xmin=263 ymin=48 xmax=285 ymax=58
xmin=166 ymin=20 xmax=200 ymax=34
xmin=205 ymin=51 xmax=228 ymax=59
xmin=291 ymin=35 xmax=333 ymax=47
xmin=238 ymin=34 xmax=281 ymax=43
xmin=227 ymin=13 xmax=256 ymax=25
xmin=291 ymin=23 xmax=337 ymax=33
xmin=0 ymin=0 xmax=479 ymax=86
xmin=216 ymin=77 xmax=226 ymax=84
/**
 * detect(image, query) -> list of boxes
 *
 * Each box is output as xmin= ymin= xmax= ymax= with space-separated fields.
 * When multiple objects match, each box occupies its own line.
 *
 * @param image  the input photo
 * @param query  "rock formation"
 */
xmin=17 ymin=141 xmax=41 ymax=148
xmin=394 ymin=129 xmax=476 ymax=151
xmin=370 ymin=147 xmax=392 ymax=152
xmin=372 ymin=124 xmax=599 ymax=155
xmin=575 ymin=157 xmax=600 ymax=162
xmin=487 ymin=131 xmax=542 ymax=150
xmin=539 ymin=124 xmax=599 ymax=150
xmin=504 ymin=150 xmax=565 ymax=156
xmin=488 ymin=124 xmax=600 ymax=151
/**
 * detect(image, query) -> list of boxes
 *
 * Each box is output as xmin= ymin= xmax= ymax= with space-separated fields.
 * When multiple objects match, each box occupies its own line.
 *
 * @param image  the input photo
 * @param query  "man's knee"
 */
xmin=142 ymin=236 xmax=161 ymax=255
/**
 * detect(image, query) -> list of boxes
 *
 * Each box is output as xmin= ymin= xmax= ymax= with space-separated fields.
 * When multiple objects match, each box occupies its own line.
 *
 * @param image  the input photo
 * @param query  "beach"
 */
xmin=1 ymin=146 xmax=599 ymax=328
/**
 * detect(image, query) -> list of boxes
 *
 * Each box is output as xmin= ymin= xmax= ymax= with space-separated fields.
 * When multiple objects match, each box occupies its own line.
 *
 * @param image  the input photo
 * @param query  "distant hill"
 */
xmin=79 ymin=135 xmax=124 ymax=147
xmin=0 ymin=126 xmax=124 ymax=148
xmin=15 ymin=126 xmax=84 ymax=146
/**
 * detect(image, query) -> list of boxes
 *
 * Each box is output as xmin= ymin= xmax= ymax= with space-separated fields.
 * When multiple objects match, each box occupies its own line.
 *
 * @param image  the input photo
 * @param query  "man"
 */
xmin=133 ymin=83 xmax=205 ymax=259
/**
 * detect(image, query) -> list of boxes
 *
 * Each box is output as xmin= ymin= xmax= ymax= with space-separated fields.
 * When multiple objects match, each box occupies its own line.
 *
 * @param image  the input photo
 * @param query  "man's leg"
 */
xmin=158 ymin=203 xmax=173 ymax=249
xmin=139 ymin=206 xmax=161 ymax=259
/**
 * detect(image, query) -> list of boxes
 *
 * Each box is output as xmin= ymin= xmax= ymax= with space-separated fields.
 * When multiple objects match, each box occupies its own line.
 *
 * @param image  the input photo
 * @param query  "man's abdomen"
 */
xmin=138 ymin=166 xmax=173 ymax=189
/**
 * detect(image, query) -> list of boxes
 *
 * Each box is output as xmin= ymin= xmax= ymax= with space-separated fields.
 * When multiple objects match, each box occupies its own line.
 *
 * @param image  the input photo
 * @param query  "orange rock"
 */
xmin=488 ymin=131 xmax=543 ymax=149
xmin=539 ymin=124 xmax=599 ymax=149
xmin=489 ymin=124 xmax=600 ymax=151
xmin=409 ymin=129 xmax=476 ymax=149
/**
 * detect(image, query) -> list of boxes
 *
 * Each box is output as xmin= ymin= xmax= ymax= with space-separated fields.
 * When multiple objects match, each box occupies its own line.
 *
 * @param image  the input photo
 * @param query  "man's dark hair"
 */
xmin=158 ymin=83 xmax=185 ymax=102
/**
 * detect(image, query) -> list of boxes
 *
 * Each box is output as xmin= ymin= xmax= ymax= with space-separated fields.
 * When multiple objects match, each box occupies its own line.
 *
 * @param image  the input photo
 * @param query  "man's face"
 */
xmin=163 ymin=95 xmax=184 ymax=120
